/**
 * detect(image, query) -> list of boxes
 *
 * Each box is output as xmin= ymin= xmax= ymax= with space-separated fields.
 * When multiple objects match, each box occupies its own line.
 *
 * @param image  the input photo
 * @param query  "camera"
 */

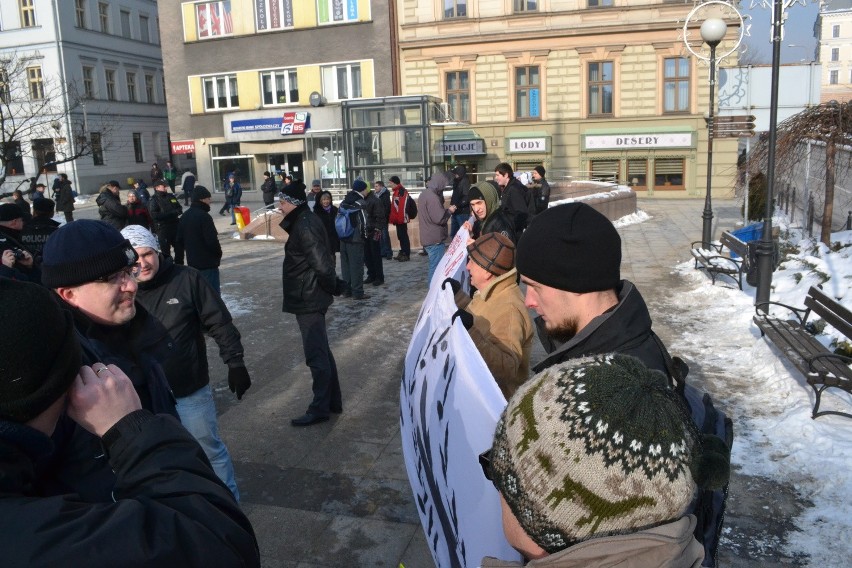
xmin=11 ymin=248 xmax=25 ymax=261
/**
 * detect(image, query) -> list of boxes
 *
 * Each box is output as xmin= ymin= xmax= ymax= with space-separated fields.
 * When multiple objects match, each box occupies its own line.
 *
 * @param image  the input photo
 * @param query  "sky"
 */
xmin=740 ymin=1 xmax=821 ymax=64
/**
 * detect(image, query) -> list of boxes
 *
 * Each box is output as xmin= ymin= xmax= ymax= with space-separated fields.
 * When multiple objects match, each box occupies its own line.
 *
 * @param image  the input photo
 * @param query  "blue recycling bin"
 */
xmin=729 ymin=223 xmax=763 ymax=258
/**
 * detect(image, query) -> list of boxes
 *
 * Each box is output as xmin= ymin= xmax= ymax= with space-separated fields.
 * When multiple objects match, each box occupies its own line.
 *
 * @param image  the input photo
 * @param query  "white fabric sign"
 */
xmin=401 ymin=239 xmax=522 ymax=567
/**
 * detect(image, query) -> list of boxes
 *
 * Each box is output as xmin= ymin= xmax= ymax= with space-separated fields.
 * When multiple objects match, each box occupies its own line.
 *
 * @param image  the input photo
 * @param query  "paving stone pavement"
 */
xmin=94 ymin=195 xmax=806 ymax=567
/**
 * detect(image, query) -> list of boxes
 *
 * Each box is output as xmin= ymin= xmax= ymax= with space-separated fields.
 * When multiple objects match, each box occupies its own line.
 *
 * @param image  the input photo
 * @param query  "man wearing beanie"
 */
xmin=338 ymin=178 xmax=373 ymax=300
xmin=463 ymin=181 xmax=516 ymax=244
xmin=96 ymin=180 xmax=128 ymax=230
xmin=149 ymin=178 xmax=184 ymax=264
xmin=494 ymin=162 xmax=531 ymax=234
xmin=122 ymin=225 xmax=249 ymax=500
xmin=444 ymin=232 xmax=533 ymax=398
xmin=0 ymin=202 xmax=39 ymax=282
xmin=40 ymin=219 xmax=178 ymax=501
xmin=418 ymin=171 xmax=456 ymax=285
xmin=276 ymin=181 xmax=343 ymax=426
xmin=530 ymin=165 xmax=550 ymax=218
xmin=0 ymin=279 xmax=261 ymax=566
xmin=481 ymin=354 xmax=715 ymax=567
xmin=176 ymin=185 xmax=223 ymax=293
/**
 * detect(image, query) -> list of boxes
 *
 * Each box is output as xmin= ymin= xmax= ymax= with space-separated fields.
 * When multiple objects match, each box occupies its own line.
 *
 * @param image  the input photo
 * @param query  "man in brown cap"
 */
xmin=444 ymin=232 xmax=534 ymax=399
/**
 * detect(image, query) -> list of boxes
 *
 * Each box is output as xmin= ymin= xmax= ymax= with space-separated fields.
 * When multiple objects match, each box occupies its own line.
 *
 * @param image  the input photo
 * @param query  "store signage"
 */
xmin=585 ymin=133 xmax=692 ymax=150
xmin=170 ymin=140 xmax=196 ymax=154
xmin=508 ymin=137 xmax=547 ymax=153
xmin=231 ymin=117 xmax=282 ymax=133
xmin=281 ymin=111 xmax=310 ymax=135
xmin=439 ymin=139 xmax=485 ymax=156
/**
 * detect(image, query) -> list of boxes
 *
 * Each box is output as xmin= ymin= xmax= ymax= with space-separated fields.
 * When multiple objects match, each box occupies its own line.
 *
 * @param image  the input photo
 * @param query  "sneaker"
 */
xmin=418 ymin=250 xmax=428 ymax=256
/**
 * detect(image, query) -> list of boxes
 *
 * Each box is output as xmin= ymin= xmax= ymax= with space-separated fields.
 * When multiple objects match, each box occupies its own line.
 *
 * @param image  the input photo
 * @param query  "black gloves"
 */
xmin=452 ymin=308 xmax=474 ymax=330
xmin=227 ymin=364 xmax=252 ymax=400
xmin=442 ymin=277 xmax=462 ymax=295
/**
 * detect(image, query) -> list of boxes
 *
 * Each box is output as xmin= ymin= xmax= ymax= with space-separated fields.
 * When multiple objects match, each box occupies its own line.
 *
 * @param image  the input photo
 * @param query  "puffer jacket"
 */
xmin=279 ymin=203 xmax=337 ymax=315
xmin=418 ymin=173 xmax=450 ymax=246
xmin=455 ymin=268 xmax=533 ymax=398
xmin=96 ymin=189 xmax=128 ymax=230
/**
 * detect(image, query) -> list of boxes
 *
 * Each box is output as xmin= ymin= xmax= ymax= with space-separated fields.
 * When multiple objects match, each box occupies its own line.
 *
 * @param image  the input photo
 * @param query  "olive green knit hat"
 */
xmin=489 ymin=354 xmax=701 ymax=553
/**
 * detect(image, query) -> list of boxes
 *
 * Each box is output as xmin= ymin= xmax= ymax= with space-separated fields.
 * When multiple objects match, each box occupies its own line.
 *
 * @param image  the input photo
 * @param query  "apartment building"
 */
xmin=817 ymin=0 xmax=852 ymax=103
xmin=0 ymin=0 xmax=169 ymax=194
xmin=158 ymin=0 xmax=396 ymax=193
xmin=397 ymin=0 xmax=742 ymax=197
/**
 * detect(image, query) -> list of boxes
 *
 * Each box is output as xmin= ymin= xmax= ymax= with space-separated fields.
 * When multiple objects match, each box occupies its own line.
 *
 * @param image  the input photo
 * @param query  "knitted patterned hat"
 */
xmin=467 ymin=232 xmax=515 ymax=276
xmin=488 ymin=354 xmax=700 ymax=553
xmin=277 ymin=180 xmax=307 ymax=206
xmin=42 ymin=220 xmax=138 ymax=288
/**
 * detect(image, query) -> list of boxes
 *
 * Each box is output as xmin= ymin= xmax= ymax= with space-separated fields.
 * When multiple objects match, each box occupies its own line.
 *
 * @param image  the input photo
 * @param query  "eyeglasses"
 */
xmin=479 ymin=449 xmax=493 ymax=482
xmin=95 ymin=265 xmax=141 ymax=284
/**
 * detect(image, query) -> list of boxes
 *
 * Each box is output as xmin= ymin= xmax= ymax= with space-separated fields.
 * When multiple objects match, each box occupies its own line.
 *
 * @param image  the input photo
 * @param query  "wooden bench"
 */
xmin=754 ymin=286 xmax=852 ymax=419
xmin=690 ymin=231 xmax=749 ymax=289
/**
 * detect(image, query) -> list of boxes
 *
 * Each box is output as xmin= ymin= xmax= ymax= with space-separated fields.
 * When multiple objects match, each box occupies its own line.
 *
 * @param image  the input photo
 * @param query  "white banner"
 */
xmin=401 ymin=230 xmax=522 ymax=568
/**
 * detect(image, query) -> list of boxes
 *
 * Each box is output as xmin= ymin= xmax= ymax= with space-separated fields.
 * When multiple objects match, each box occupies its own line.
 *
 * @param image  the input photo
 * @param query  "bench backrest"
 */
xmin=720 ymin=231 xmax=749 ymax=257
xmin=805 ymin=286 xmax=852 ymax=340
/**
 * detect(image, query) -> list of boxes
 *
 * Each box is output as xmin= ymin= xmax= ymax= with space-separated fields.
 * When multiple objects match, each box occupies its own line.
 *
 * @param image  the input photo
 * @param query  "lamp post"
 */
xmin=786 ymin=44 xmax=810 ymax=62
xmin=699 ymin=18 xmax=727 ymax=249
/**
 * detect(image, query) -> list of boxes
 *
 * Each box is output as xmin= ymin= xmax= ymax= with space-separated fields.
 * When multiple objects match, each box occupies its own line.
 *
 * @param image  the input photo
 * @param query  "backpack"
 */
xmin=405 ymin=194 xmax=418 ymax=220
xmin=652 ymin=334 xmax=733 ymax=568
xmin=335 ymin=207 xmax=357 ymax=239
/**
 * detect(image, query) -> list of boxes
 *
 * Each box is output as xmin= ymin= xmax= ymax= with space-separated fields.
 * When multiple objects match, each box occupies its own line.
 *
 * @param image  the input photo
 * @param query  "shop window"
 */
xmin=654 ymin=158 xmax=684 ymax=189
xmin=75 ymin=0 xmax=86 ymax=28
xmin=627 ymin=159 xmax=647 ymax=189
xmin=663 ymin=57 xmax=689 ymax=113
xmin=98 ymin=2 xmax=109 ymax=33
xmin=588 ymin=61 xmax=613 ymax=116
xmin=590 ymin=159 xmax=619 ymax=182
xmin=322 ymin=63 xmax=361 ymax=101
xmin=515 ymin=66 xmax=541 ymax=120
xmin=446 ymin=71 xmax=470 ymax=122
xmin=261 ymin=68 xmax=298 ymax=105
xmin=203 ymin=74 xmax=239 ymax=110
xmin=317 ymin=0 xmax=358 ymax=24
xmin=27 ymin=66 xmax=44 ymax=100
xmin=444 ymin=0 xmax=466 ymax=18
xmin=256 ymin=0 xmax=295 ymax=31
xmin=133 ymin=133 xmax=144 ymax=162
xmin=196 ymin=1 xmax=233 ymax=38
xmin=211 ymin=143 xmax=254 ymax=193
xmin=514 ymin=0 xmax=537 ymax=12
xmin=91 ymin=132 xmax=104 ymax=166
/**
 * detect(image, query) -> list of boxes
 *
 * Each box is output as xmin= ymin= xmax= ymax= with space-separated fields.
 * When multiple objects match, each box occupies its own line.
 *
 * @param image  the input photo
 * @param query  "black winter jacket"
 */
xmin=0 ymin=226 xmax=40 ymax=283
xmin=149 ymin=190 xmax=183 ymax=233
xmin=96 ymin=190 xmax=128 ymax=230
xmin=364 ymin=191 xmax=386 ymax=232
xmin=338 ymin=190 xmax=369 ymax=243
xmin=473 ymin=210 xmax=518 ymax=245
xmin=19 ymin=216 xmax=60 ymax=261
xmin=450 ymin=165 xmax=471 ymax=215
xmin=279 ymin=204 xmax=337 ymax=315
xmin=500 ymin=177 xmax=532 ymax=233
xmin=313 ymin=200 xmax=340 ymax=254
xmin=136 ymin=258 xmax=244 ymax=398
xmin=54 ymin=180 xmax=74 ymax=213
xmin=177 ymin=202 xmax=222 ymax=270
xmin=0 ymin=412 xmax=260 ymax=567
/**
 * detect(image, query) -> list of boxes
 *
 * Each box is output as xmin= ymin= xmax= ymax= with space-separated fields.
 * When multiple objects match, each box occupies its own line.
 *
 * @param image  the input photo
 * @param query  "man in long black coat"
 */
xmin=177 ymin=186 xmax=222 ymax=293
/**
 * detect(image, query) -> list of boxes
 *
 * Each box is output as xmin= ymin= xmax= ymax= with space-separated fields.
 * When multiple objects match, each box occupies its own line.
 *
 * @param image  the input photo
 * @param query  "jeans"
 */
xmin=380 ymin=227 xmax=392 ymax=258
xmin=364 ymin=237 xmax=384 ymax=283
xmin=424 ymin=242 xmax=446 ymax=287
xmin=395 ymin=224 xmax=410 ymax=256
xmin=340 ymin=240 xmax=365 ymax=297
xmin=296 ymin=312 xmax=341 ymax=417
xmin=450 ymin=213 xmax=468 ymax=238
xmin=198 ymin=268 xmax=221 ymax=295
xmin=175 ymin=385 xmax=240 ymax=501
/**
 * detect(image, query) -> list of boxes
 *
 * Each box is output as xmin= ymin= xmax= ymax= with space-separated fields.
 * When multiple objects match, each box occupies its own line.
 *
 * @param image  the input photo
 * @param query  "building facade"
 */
xmin=817 ymin=0 xmax=852 ymax=103
xmin=0 ymin=0 xmax=170 ymax=194
xmin=396 ymin=0 xmax=742 ymax=197
xmin=159 ymin=0 xmax=396 ymax=193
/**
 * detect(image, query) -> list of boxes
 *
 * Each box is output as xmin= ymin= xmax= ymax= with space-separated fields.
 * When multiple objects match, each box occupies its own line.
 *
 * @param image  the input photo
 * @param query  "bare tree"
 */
xmin=743 ymin=100 xmax=852 ymax=245
xmin=0 ymin=49 xmax=118 ymax=193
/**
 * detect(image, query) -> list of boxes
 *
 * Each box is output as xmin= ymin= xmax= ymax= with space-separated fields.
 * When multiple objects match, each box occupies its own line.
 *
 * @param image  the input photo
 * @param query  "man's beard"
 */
xmin=546 ymin=317 xmax=580 ymax=344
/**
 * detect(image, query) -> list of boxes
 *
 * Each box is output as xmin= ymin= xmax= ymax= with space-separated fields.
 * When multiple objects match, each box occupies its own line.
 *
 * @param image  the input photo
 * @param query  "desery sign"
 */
xmin=584 ymin=132 xmax=693 ymax=150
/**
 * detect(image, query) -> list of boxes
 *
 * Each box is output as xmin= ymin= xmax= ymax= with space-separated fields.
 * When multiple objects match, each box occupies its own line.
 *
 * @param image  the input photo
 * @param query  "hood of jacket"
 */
xmin=452 ymin=164 xmax=467 ymax=177
xmin=427 ymin=172 xmax=449 ymax=195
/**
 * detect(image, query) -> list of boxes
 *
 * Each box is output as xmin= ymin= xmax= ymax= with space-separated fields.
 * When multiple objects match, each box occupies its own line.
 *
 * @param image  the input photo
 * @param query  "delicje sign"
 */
xmin=584 ymin=132 xmax=693 ymax=150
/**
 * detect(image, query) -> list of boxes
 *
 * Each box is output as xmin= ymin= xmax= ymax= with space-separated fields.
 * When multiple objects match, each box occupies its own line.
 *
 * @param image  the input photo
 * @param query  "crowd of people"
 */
xmin=0 ymin=159 xmax=732 ymax=567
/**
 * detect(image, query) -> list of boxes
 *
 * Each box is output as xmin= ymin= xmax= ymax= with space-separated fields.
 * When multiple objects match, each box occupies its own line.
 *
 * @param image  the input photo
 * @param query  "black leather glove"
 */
xmin=452 ymin=308 xmax=474 ymax=330
xmin=227 ymin=364 xmax=252 ymax=400
xmin=442 ymin=277 xmax=462 ymax=295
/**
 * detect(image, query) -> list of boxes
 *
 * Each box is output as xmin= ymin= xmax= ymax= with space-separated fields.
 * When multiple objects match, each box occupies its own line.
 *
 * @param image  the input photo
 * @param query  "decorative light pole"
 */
xmin=682 ymin=1 xmax=745 ymax=250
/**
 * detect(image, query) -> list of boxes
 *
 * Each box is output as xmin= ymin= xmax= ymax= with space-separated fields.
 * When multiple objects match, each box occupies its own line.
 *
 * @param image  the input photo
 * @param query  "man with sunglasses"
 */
xmin=38 ymin=220 xmax=178 ymax=501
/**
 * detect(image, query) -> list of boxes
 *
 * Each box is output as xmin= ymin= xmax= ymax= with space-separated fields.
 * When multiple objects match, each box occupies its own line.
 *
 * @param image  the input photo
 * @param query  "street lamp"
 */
xmin=787 ymin=44 xmax=810 ymax=62
xmin=699 ymin=18 xmax=727 ymax=249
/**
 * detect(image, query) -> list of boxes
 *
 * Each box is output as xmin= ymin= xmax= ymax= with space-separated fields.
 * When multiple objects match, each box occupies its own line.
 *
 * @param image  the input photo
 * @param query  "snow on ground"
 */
xmin=613 ymin=208 xmax=651 ymax=228
xmin=220 ymin=286 xmax=256 ymax=317
xmin=667 ymin=213 xmax=852 ymax=565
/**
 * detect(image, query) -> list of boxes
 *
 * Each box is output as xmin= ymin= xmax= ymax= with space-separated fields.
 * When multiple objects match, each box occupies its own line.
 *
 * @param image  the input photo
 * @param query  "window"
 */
xmin=317 ymin=0 xmax=359 ymax=24
xmin=139 ymin=15 xmax=149 ymax=42
xmin=120 ymin=10 xmax=131 ymax=38
xmin=654 ymin=158 xmax=684 ymax=189
xmin=663 ymin=57 xmax=689 ymax=113
xmin=261 ymin=69 xmax=298 ymax=105
xmin=196 ymin=1 xmax=233 ymax=38
xmin=133 ymin=133 xmax=144 ymax=162
xmin=98 ymin=2 xmax=109 ymax=33
xmin=588 ymin=61 xmax=614 ymax=115
xmin=255 ymin=0 xmax=294 ymax=31
xmin=446 ymin=71 xmax=470 ymax=122
xmin=32 ymin=138 xmax=56 ymax=172
xmin=831 ymin=48 xmax=839 ymax=62
xmin=27 ymin=66 xmax=44 ymax=100
xmin=832 ymin=25 xmax=840 ymax=38
xmin=145 ymin=73 xmax=155 ymax=102
xmin=105 ymin=69 xmax=116 ymax=100
xmin=444 ymin=0 xmax=466 ymax=18
xmin=322 ymin=63 xmax=361 ymax=101
xmin=590 ymin=160 xmax=619 ymax=181
xmin=513 ymin=0 xmax=537 ymax=12
xmin=82 ymin=66 xmax=95 ymax=98
xmin=91 ymin=132 xmax=104 ymax=165
xmin=515 ymin=66 xmax=541 ymax=120
xmin=20 ymin=0 xmax=36 ymax=27
xmin=203 ymin=74 xmax=239 ymax=110
xmin=75 ymin=0 xmax=86 ymax=28
xmin=2 ymin=141 xmax=25 ymax=175
xmin=588 ymin=0 xmax=613 ymax=6
xmin=627 ymin=159 xmax=647 ymax=189
xmin=126 ymin=72 xmax=137 ymax=102
xmin=830 ymin=70 xmax=839 ymax=84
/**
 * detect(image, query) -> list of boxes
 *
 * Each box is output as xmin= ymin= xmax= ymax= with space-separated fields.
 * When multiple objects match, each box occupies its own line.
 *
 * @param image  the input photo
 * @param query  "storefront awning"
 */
xmin=439 ymin=129 xmax=487 ymax=157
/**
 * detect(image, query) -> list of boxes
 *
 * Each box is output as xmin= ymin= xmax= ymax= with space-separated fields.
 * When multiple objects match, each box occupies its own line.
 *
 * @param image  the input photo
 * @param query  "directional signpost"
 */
xmin=713 ymin=114 xmax=757 ymax=137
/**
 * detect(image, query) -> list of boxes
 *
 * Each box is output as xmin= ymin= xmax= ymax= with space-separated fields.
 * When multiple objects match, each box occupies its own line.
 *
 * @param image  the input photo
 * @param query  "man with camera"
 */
xmin=0 ymin=202 xmax=39 ymax=282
